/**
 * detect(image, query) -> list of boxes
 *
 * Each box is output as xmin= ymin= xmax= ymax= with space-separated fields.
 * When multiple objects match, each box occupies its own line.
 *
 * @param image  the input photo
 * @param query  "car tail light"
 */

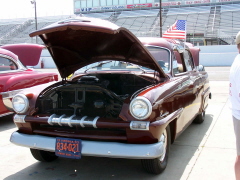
xmin=54 ymin=74 xmax=58 ymax=81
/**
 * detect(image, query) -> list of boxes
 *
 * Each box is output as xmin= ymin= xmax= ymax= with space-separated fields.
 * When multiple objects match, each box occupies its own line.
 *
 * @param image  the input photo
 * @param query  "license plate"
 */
xmin=55 ymin=137 xmax=82 ymax=159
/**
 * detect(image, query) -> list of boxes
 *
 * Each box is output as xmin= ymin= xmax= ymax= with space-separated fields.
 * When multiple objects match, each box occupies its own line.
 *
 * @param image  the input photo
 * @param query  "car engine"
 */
xmin=37 ymin=74 xmax=154 ymax=118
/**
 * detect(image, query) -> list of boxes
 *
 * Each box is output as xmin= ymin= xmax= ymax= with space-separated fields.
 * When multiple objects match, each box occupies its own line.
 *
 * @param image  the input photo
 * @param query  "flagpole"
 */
xmin=184 ymin=21 xmax=187 ymax=50
xmin=159 ymin=0 xmax=162 ymax=37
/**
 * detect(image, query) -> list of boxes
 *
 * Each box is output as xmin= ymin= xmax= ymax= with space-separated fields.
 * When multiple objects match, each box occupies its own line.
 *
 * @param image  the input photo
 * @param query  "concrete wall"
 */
xmin=34 ymin=45 xmax=239 ymax=68
xmin=197 ymin=45 xmax=238 ymax=66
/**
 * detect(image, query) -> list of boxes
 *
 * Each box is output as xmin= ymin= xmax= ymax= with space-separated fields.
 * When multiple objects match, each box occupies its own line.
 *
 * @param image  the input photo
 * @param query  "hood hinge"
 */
xmin=61 ymin=77 xmax=67 ymax=84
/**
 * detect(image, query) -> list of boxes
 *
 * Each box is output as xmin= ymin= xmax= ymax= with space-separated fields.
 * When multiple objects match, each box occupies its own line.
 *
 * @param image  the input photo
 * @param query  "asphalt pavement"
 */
xmin=0 ymin=67 xmax=235 ymax=180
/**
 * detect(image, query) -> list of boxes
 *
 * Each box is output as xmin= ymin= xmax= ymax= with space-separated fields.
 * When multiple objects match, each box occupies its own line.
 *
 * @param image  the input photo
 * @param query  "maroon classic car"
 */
xmin=0 ymin=44 xmax=58 ymax=118
xmin=9 ymin=17 xmax=211 ymax=174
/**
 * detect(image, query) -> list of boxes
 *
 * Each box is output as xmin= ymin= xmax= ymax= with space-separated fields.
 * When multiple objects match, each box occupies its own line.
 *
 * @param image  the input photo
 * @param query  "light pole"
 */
xmin=31 ymin=0 xmax=38 ymax=43
xmin=159 ymin=0 xmax=162 ymax=37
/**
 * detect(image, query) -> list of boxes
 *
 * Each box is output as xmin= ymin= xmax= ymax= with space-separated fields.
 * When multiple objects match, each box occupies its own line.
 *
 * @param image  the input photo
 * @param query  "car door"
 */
xmin=173 ymin=49 xmax=202 ymax=136
xmin=183 ymin=49 xmax=203 ymax=117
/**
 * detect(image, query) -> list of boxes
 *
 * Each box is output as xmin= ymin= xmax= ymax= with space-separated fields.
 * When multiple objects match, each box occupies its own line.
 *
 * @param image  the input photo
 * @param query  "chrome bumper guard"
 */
xmin=13 ymin=114 xmax=150 ymax=131
xmin=10 ymin=131 xmax=164 ymax=159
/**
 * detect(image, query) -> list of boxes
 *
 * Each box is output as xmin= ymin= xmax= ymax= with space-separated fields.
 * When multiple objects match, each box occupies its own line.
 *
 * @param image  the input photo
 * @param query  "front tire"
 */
xmin=193 ymin=111 xmax=205 ymax=124
xmin=141 ymin=126 xmax=171 ymax=174
xmin=30 ymin=149 xmax=58 ymax=162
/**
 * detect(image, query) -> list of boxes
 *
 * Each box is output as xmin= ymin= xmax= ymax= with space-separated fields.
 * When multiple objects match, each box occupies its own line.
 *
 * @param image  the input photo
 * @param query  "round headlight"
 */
xmin=12 ymin=94 xmax=29 ymax=113
xmin=129 ymin=97 xmax=152 ymax=120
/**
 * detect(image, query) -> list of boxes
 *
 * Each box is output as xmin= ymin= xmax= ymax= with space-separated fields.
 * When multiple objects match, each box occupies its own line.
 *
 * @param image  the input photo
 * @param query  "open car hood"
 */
xmin=1 ymin=44 xmax=44 ymax=66
xmin=29 ymin=17 xmax=167 ymax=79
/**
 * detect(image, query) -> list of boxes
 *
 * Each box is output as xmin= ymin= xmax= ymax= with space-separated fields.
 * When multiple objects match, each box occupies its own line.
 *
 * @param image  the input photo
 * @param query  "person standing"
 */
xmin=230 ymin=31 xmax=240 ymax=180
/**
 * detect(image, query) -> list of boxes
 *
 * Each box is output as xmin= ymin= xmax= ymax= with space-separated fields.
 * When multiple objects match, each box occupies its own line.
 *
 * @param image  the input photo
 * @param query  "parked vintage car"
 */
xmin=0 ymin=44 xmax=58 ymax=118
xmin=9 ymin=17 xmax=211 ymax=174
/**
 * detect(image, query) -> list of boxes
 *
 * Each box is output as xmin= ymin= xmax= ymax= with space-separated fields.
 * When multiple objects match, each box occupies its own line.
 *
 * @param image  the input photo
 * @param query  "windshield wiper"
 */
xmin=84 ymin=61 xmax=113 ymax=73
xmin=127 ymin=63 xmax=147 ymax=73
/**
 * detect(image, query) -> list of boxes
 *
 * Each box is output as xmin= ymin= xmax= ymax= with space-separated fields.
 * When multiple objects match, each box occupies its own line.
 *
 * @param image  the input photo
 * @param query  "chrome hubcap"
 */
xmin=159 ymin=129 xmax=167 ymax=162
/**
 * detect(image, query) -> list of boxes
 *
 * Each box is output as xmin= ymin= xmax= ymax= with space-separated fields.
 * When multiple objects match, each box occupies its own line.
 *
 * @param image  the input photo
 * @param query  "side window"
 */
xmin=172 ymin=60 xmax=179 ymax=74
xmin=173 ymin=51 xmax=184 ymax=74
xmin=183 ymin=50 xmax=194 ymax=71
xmin=0 ymin=57 xmax=18 ymax=71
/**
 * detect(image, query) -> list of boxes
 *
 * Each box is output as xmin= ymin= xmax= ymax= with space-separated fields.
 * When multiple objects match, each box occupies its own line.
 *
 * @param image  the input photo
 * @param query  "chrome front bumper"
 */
xmin=10 ymin=131 xmax=164 ymax=159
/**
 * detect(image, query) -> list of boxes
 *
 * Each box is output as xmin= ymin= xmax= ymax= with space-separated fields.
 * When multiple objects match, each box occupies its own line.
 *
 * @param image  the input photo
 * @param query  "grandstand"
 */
xmin=0 ymin=15 xmax=73 ymax=45
xmin=0 ymin=1 xmax=239 ymax=46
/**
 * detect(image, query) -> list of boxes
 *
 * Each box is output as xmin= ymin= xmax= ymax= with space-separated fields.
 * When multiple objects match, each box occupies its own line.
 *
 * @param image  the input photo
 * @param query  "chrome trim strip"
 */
xmin=0 ymin=69 xmax=22 ymax=74
xmin=10 ymin=131 xmax=165 ymax=159
xmin=57 ymin=114 xmax=66 ymax=126
xmin=47 ymin=114 xmax=99 ymax=128
xmin=153 ymin=108 xmax=183 ymax=126
xmin=80 ymin=116 xmax=87 ymax=127
xmin=1 ymin=90 xmax=21 ymax=99
xmin=160 ymin=111 xmax=169 ymax=118
xmin=92 ymin=116 xmax=99 ymax=128
xmin=67 ymin=115 xmax=76 ymax=127
xmin=48 ymin=114 xmax=56 ymax=125
xmin=0 ymin=112 xmax=14 ymax=118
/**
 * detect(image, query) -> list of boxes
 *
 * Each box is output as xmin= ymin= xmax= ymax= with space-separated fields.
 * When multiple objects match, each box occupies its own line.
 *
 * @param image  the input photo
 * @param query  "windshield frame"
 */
xmin=73 ymin=46 xmax=171 ymax=76
xmin=144 ymin=45 xmax=171 ymax=74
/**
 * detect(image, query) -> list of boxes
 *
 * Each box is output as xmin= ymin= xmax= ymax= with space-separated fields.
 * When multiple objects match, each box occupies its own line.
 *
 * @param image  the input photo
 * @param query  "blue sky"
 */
xmin=0 ymin=0 xmax=74 ymax=19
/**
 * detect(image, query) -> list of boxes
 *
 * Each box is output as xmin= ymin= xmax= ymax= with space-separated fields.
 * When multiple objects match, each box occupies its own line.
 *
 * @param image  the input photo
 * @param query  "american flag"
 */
xmin=162 ymin=20 xmax=186 ymax=39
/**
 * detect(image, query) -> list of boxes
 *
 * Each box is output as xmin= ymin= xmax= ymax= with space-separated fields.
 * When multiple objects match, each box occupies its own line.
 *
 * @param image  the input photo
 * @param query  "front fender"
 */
xmin=2 ymin=81 xmax=57 ymax=114
xmin=150 ymin=108 xmax=183 ymax=127
xmin=143 ymin=108 xmax=183 ymax=143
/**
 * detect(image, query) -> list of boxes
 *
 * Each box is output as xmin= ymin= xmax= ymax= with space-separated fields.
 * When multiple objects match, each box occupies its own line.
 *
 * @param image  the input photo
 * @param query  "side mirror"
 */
xmin=198 ymin=65 xmax=205 ymax=71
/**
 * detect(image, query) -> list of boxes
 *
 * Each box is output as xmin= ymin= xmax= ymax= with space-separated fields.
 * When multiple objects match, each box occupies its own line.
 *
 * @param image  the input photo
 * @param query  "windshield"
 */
xmin=73 ymin=47 xmax=170 ymax=75
xmin=74 ymin=60 xmax=152 ymax=75
xmin=146 ymin=46 xmax=170 ymax=73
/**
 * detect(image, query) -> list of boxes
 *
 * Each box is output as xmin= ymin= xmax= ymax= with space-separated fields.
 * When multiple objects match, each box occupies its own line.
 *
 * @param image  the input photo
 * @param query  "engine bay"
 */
xmin=37 ymin=73 xmax=154 ymax=118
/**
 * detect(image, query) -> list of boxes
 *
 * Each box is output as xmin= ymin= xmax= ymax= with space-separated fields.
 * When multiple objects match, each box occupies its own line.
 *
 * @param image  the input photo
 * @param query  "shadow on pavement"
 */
xmin=4 ymin=114 xmax=213 ymax=180
xmin=0 ymin=114 xmax=15 ymax=132
xmin=161 ymin=113 xmax=214 ymax=179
